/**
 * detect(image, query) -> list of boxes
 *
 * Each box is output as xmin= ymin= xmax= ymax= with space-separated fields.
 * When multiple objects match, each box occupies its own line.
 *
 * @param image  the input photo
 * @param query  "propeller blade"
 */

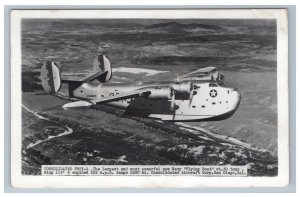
xmin=188 ymin=82 xmax=194 ymax=106
xmin=176 ymin=73 xmax=180 ymax=82
xmin=170 ymin=89 xmax=175 ymax=111
xmin=219 ymin=74 xmax=224 ymax=81
xmin=170 ymin=88 xmax=179 ymax=111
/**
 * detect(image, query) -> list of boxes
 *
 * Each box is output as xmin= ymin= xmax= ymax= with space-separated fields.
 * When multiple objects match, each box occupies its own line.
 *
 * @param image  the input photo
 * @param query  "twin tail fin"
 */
xmin=40 ymin=55 xmax=112 ymax=94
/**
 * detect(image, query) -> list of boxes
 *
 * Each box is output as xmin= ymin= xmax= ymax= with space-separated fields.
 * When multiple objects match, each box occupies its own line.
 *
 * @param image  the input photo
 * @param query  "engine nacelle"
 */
xmin=171 ymin=81 xmax=192 ymax=94
xmin=145 ymin=87 xmax=173 ymax=100
xmin=170 ymin=81 xmax=193 ymax=100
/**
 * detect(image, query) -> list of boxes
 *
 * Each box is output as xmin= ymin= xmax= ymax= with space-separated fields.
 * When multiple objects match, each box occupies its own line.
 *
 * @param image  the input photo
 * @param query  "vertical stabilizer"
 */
xmin=40 ymin=61 xmax=62 ymax=94
xmin=93 ymin=54 xmax=112 ymax=83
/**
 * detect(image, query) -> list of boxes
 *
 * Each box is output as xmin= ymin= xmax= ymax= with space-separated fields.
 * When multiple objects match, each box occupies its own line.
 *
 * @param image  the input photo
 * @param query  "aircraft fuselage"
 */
xmin=71 ymin=81 xmax=241 ymax=121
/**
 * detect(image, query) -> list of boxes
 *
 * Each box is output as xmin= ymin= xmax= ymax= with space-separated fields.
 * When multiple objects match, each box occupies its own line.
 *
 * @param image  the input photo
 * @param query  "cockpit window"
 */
xmin=209 ymin=82 xmax=218 ymax=87
xmin=217 ymin=81 xmax=224 ymax=86
xmin=209 ymin=81 xmax=224 ymax=87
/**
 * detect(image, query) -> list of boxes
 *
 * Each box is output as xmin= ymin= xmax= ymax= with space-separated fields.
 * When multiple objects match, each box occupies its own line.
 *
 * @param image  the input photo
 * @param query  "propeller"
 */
xmin=170 ymin=88 xmax=178 ymax=111
xmin=219 ymin=74 xmax=224 ymax=81
xmin=176 ymin=73 xmax=180 ymax=82
xmin=170 ymin=88 xmax=177 ymax=120
xmin=188 ymin=82 xmax=194 ymax=106
xmin=188 ymin=82 xmax=199 ymax=106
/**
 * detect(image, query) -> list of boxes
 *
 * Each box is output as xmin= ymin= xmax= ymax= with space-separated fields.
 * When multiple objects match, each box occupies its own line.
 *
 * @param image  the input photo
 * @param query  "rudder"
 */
xmin=93 ymin=54 xmax=112 ymax=83
xmin=40 ymin=61 xmax=62 ymax=94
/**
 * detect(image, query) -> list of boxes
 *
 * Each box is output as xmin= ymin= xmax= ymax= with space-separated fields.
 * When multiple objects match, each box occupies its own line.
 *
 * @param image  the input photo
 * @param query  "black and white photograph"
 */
xmin=10 ymin=9 xmax=289 ymax=188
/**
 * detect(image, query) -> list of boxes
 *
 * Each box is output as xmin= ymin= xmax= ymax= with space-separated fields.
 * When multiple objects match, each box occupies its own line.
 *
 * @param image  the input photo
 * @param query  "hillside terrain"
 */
xmin=21 ymin=19 xmax=278 ymax=175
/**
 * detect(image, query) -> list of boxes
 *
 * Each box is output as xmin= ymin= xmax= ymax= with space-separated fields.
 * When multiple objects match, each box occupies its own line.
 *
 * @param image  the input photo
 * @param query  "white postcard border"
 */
xmin=10 ymin=9 xmax=289 ymax=188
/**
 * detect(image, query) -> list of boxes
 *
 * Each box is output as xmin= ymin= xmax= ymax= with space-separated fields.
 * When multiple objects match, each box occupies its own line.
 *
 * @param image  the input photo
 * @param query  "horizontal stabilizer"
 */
xmin=61 ymin=70 xmax=108 ymax=83
xmin=81 ymin=70 xmax=108 ymax=82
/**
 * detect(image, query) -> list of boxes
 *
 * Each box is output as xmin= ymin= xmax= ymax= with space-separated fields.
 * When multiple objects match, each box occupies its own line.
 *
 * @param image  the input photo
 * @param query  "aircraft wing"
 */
xmin=178 ymin=67 xmax=217 ymax=80
xmin=62 ymin=89 xmax=151 ymax=109
xmin=91 ymin=89 xmax=151 ymax=104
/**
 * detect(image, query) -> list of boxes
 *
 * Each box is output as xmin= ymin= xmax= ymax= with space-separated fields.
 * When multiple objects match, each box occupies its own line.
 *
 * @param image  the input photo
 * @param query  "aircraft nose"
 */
xmin=233 ymin=87 xmax=241 ymax=106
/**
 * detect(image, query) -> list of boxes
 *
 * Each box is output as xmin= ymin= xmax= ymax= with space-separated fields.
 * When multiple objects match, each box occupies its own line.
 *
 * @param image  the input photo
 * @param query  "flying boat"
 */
xmin=40 ymin=53 xmax=241 ymax=121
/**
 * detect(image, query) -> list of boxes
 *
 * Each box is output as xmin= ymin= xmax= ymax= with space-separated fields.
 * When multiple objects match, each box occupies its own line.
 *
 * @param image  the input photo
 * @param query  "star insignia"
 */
xmin=210 ymin=89 xmax=218 ymax=97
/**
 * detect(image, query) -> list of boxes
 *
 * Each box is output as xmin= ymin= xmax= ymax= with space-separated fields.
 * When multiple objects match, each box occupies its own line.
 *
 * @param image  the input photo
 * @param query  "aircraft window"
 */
xmin=209 ymin=83 xmax=218 ymax=87
xmin=192 ymin=105 xmax=196 ymax=108
xmin=127 ymin=101 xmax=131 ymax=104
xmin=201 ymin=105 xmax=205 ymax=108
xmin=212 ymin=102 xmax=216 ymax=105
xmin=116 ymin=93 xmax=119 ymax=95
xmin=226 ymin=101 xmax=228 ymax=103
xmin=227 ymin=90 xmax=229 ymax=94
xmin=206 ymin=99 xmax=208 ymax=101
xmin=80 ymin=90 xmax=83 ymax=93
xmin=217 ymin=82 xmax=224 ymax=86
xmin=219 ymin=101 xmax=222 ymax=104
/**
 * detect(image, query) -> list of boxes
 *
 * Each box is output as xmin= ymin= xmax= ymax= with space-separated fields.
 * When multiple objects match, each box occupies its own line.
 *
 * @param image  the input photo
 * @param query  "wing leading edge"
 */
xmin=178 ymin=67 xmax=217 ymax=80
xmin=91 ymin=90 xmax=151 ymax=104
xmin=62 ymin=89 xmax=151 ymax=109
